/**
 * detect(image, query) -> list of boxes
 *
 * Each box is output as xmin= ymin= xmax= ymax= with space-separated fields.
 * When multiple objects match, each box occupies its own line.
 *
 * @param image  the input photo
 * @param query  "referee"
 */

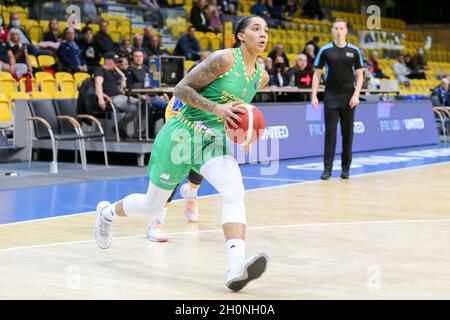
xmin=311 ymin=18 xmax=364 ymax=180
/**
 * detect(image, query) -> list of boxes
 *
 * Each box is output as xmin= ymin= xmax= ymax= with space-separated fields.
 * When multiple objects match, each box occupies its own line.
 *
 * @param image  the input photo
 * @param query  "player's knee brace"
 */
xmin=221 ymin=183 xmax=246 ymax=225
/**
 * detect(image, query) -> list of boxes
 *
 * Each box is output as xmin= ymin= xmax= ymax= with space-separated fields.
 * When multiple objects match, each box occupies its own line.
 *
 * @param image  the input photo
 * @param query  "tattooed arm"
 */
xmin=174 ymin=49 xmax=244 ymax=127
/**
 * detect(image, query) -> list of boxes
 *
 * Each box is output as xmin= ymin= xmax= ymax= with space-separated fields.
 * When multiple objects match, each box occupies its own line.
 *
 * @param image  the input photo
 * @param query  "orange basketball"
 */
xmin=226 ymin=104 xmax=266 ymax=145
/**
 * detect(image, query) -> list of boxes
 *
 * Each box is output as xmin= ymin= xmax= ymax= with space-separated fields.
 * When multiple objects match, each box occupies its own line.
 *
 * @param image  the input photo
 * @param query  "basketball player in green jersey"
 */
xmin=94 ymin=15 xmax=270 ymax=291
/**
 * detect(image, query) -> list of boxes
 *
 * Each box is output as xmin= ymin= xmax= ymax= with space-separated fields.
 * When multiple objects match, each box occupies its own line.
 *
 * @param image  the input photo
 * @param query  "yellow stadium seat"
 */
xmin=58 ymin=79 xmax=77 ymax=96
xmin=0 ymin=72 xmax=13 ymax=79
xmin=184 ymin=60 xmax=196 ymax=73
xmin=55 ymin=72 xmax=74 ymax=82
xmin=35 ymin=71 xmax=55 ymax=82
xmin=74 ymin=72 xmax=91 ymax=87
xmin=209 ymin=34 xmax=222 ymax=51
xmin=28 ymin=55 xmax=39 ymax=69
xmin=37 ymin=55 xmax=56 ymax=68
xmin=31 ymin=91 xmax=53 ymax=99
xmin=0 ymin=93 xmax=11 ymax=123
xmin=28 ymin=25 xmax=43 ymax=43
xmin=9 ymin=91 xmax=29 ymax=109
xmin=0 ymin=79 xmax=17 ymax=99
xmin=39 ymin=79 xmax=57 ymax=95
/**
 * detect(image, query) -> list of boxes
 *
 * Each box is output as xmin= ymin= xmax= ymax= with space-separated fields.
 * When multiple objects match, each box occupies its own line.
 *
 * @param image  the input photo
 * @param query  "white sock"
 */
xmin=153 ymin=206 xmax=168 ymax=224
xmin=100 ymin=204 xmax=116 ymax=222
xmin=226 ymin=239 xmax=245 ymax=270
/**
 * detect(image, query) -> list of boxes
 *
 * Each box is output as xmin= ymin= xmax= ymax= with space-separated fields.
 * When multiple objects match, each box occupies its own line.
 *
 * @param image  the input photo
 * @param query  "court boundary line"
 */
xmin=1 ymin=218 xmax=450 ymax=253
xmin=1 ymin=159 xmax=449 ymax=227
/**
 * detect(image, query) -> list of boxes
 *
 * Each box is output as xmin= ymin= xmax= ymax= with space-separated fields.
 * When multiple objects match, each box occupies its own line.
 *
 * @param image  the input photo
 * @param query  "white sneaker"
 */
xmin=147 ymin=218 xmax=168 ymax=242
xmin=180 ymin=183 xmax=199 ymax=222
xmin=226 ymin=253 xmax=268 ymax=291
xmin=93 ymin=201 xmax=113 ymax=249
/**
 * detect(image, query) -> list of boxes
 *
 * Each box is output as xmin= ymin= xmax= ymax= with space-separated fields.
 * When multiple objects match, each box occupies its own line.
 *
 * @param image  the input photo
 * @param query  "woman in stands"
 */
xmin=94 ymin=15 xmax=270 ymax=291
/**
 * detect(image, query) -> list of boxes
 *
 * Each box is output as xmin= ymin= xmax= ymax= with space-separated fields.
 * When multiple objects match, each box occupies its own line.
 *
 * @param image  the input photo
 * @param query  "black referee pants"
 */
xmin=323 ymin=92 xmax=355 ymax=172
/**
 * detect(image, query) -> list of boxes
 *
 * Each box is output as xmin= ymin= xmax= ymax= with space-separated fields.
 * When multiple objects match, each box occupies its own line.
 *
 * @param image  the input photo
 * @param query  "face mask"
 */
xmin=12 ymin=19 xmax=20 ymax=27
xmin=275 ymin=62 xmax=285 ymax=69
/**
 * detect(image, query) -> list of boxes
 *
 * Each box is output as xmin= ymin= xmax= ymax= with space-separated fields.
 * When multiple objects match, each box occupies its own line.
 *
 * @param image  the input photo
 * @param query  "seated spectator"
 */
xmin=116 ymin=54 xmax=129 ymax=73
xmin=368 ymin=51 xmax=389 ymax=79
xmin=412 ymin=48 xmax=429 ymax=71
xmin=94 ymin=52 xmax=139 ymax=140
xmin=119 ymin=39 xmax=132 ymax=60
xmin=145 ymin=35 xmax=169 ymax=56
xmin=218 ymin=0 xmax=238 ymax=14
xmin=208 ymin=1 xmax=223 ymax=33
xmin=431 ymin=77 xmax=450 ymax=106
xmin=143 ymin=26 xmax=154 ymax=46
xmin=57 ymin=28 xmax=88 ymax=73
xmin=0 ymin=14 xmax=9 ymax=42
xmin=7 ymin=12 xmax=54 ymax=55
xmin=127 ymin=49 xmax=168 ymax=138
xmin=268 ymin=43 xmax=290 ymax=68
xmin=392 ymin=55 xmax=411 ymax=87
xmin=43 ymin=19 xmax=61 ymax=43
xmin=264 ymin=56 xmax=273 ymax=72
xmin=227 ymin=3 xmax=237 ymax=15
xmin=302 ymin=0 xmax=324 ymax=20
xmin=93 ymin=20 xmax=118 ymax=56
xmin=190 ymin=0 xmax=213 ymax=33
xmin=304 ymin=36 xmax=320 ymax=56
xmin=77 ymin=26 xmax=100 ymax=74
xmin=405 ymin=54 xmax=426 ymax=79
xmin=287 ymin=54 xmax=313 ymax=88
xmin=0 ymin=39 xmax=15 ymax=75
xmin=304 ymin=44 xmax=315 ymax=70
xmin=251 ymin=0 xmax=278 ymax=28
xmin=173 ymin=26 xmax=204 ymax=61
xmin=284 ymin=0 xmax=300 ymax=18
xmin=266 ymin=0 xmax=285 ymax=21
xmin=7 ymin=28 xmax=31 ymax=77
xmin=269 ymin=56 xmax=289 ymax=101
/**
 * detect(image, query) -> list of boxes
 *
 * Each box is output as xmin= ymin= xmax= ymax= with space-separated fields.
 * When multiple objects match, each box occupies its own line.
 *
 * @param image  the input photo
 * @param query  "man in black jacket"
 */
xmin=93 ymin=20 xmax=118 ymax=56
xmin=190 ymin=0 xmax=212 ymax=33
xmin=77 ymin=26 xmax=100 ymax=74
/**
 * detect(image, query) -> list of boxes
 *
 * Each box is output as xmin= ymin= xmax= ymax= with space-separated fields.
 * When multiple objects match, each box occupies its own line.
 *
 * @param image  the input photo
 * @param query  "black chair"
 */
xmin=27 ymin=99 xmax=87 ymax=172
xmin=54 ymin=98 xmax=109 ymax=167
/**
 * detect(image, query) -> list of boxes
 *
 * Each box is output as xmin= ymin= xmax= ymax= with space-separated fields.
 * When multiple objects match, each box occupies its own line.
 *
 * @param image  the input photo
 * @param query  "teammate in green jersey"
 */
xmin=94 ymin=15 xmax=270 ymax=291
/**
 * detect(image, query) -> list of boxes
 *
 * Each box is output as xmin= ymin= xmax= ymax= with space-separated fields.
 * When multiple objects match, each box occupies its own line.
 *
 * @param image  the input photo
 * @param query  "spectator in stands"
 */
xmin=94 ymin=20 xmax=118 ymax=56
xmin=304 ymin=36 xmax=320 ymax=56
xmin=412 ymin=48 xmax=429 ymax=71
xmin=431 ymin=77 xmax=450 ymax=106
xmin=266 ymin=0 xmax=285 ymax=21
xmin=146 ymin=35 xmax=169 ymax=56
xmin=57 ymin=28 xmax=88 ymax=74
xmin=251 ymin=0 xmax=278 ymax=28
xmin=392 ymin=55 xmax=411 ymax=87
xmin=264 ymin=56 xmax=273 ymax=71
xmin=227 ymin=3 xmax=237 ymax=15
xmin=287 ymin=53 xmax=313 ymax=88
xmin=94 ymin=52 xmax=139 ymax=140
xmin=0 ymin=14 xmax=9 ymax=42
xmin=117 ymin=54 xmax=129 ymax=73
xmin=269 ymin=55 xmax=289 ymax=101
xmin=191 ymin=0 xmax=213 ymax=33
xmin=83 ymin=0 xmax=98 ymax=23
xmin=0 ymin=39 xmax=15 ymax=75
xmin=368 ymin=51 xmax=389 ymax=79
xmin=304 ymin=44 xmax=315 ymax=70
xmin=126 ymin=49 xmax=168 ymax=138
xmin=143 ymin=26 xmax=154 ymax=46
xmin=404 ymin=54 xmax=426 ymax=79
xmin=302 ymin=0 xmax=324 ymax=20
xmin=218 ymin=0 xmax=238 ymax=14
xmin=173 ymin=26 xmax=204 ymax=61
xmin=284 ymin=0 xmax=299 ymax=18
xmin=208 ymin=0 xmax=223 ymax=33
xmin=7 ymin=28 xmax=31 ymax=77
xmin=43 ymin=19 xmax=61 ymax=43
xmin=268 ymin=43 xmax=290 ymax=68
xmin=119 ymin=39 xmax=132 ymax=60
xmin=77 ymin=26 xmax=100 ymax=74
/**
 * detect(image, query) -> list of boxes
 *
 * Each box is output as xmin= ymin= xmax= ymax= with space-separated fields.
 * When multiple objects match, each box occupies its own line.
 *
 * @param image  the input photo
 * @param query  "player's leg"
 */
xmin=200 ymin=155 xmax=268 ymax=291
xmin=180 ymin=169 xmax=204 ymax=222
xmin=94 ymin=181 xmax=173 ymax=249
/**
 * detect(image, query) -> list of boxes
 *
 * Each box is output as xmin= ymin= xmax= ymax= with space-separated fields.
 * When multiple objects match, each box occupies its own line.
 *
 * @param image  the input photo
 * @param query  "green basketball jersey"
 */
xmin=177 ymin=48 xmax=263 ymax=134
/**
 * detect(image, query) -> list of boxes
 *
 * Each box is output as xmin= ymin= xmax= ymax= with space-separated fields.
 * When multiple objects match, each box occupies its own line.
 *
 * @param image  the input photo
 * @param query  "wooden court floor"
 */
xmin=0 ymin=163 xmax=449 ymax=299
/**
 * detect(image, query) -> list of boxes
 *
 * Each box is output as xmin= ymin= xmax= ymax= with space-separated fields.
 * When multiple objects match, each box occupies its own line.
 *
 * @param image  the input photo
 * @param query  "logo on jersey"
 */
xmin=160 ymin=172 xmax=170 ymax=180
xmin=346 ymin=52 xmax=354 ymax=58
xmin=193 ymin=121 xmax=215 ymax=135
